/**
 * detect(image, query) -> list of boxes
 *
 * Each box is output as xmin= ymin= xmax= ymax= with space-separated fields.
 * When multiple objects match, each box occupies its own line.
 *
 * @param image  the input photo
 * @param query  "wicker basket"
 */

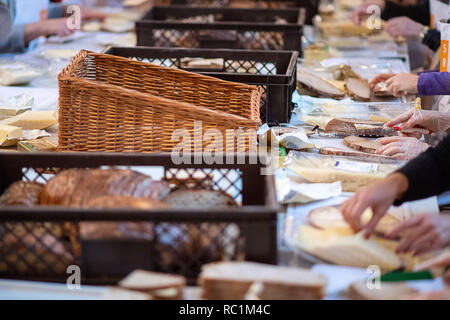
xmin=58 ymin=50 xmax=262 ymax=153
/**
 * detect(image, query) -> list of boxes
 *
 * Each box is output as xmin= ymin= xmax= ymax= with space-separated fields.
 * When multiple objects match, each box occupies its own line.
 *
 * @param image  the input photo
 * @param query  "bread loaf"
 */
xmin=343 ymin=136 xmax=382 ymax=154
xmin=157 ymin=190 xmax=240 ymax=278
xmin=40 ymin=168 xmax=170 ymax=207
xmin=199 ymin=262 xmax=327 ymax=300
xmin=0 ymin=181 xmax=44 ymax=206
xmin=319 ymin=146 xmax=393 ymax=160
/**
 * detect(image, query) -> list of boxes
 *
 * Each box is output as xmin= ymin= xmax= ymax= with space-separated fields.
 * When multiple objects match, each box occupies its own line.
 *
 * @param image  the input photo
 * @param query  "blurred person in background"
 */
xmin=352 ymin=0 xmax=443 ymax=51
xmin=0 ymin=0 xmax=105 ymax=53
xmin=352 ymin=0 xmax=445 ymax=69
xmin=0 ymin=2 xmax=12 ymax=40
xmin=352 ymin=0 xmax=431 ymax=27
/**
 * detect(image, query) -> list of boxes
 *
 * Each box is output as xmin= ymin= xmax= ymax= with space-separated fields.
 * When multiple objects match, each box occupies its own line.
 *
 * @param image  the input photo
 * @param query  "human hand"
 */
xmin=385 ymin=72 xmax=419 ymax=97
xmin=414 ymin=250 xmax=450 ymax=286
xmin=376 ymin=136 xmax=429 ymax=160
xmin=386 ymin=215 xmax=450 ymax=255
xmin=38 ymin=18 xmax=74 ymax=37
xmin=385 ymin=109 xmax=449 ymax=132
xmin=341 ymin=173 xmax=409 ymax=238
xmin=79 ymin=6 xmax=107 ymax=21
xmin=351 ymin=0 xmax=386 ymax=25
xmin=407 ymin=289 xmax=450 ymax=300
xmin=370 ymin=73 xmax=396 ymax=88
xmin=384 ymin=16 xmax=424 ymax=39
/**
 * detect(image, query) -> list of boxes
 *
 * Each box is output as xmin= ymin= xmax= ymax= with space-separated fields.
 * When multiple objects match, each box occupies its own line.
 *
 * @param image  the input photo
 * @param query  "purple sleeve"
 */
xmin=417 ymin=72 xmax=450 ymax=96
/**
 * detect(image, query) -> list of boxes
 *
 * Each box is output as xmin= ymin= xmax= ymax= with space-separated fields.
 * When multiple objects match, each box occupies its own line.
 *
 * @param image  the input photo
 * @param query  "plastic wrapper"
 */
xmin=0 ymin=62 xmax=42 ymax=86
xmin=276 ymin=168 xmax=342 ymax=204
xmin=298 ymin=58 xmax=408 ymax=82
xmin=284 ymin=151 xmax=404 ymax=192
xmin=293 ymin=92 xmax=413 ymax=128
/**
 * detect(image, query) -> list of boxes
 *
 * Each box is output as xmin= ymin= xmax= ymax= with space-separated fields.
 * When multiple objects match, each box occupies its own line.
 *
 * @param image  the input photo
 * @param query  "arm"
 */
xmin=342 ymin=134 xmax=450 ymax=237
xmin=418 ymin=72 xmax=450 ymax=95
xmin=395 ymin=134 xmax=450 ymax=204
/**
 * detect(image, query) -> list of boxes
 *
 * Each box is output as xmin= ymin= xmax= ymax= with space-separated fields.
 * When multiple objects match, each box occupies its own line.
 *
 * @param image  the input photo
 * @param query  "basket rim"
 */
xmin=103 ymin=46 xmax=299 ymax=79
xmin=58 ymin=50 xmax=262 ymax=126
xmin=59 ymin=50 xmax=259 ymax=91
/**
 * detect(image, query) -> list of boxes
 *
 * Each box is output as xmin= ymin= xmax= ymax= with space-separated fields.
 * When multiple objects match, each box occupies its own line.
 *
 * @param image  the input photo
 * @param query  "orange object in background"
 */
xmin=441 ymin=40 xmax=449 ymax=72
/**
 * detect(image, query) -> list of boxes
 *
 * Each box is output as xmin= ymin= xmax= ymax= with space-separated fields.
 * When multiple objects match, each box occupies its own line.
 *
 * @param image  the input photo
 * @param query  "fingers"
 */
xmin=351 ymin=10 xmax=362 ymax=25
xmin=364 ymin=208 xmax=384 ymax=239
xmin=370 ymin=73 xmax=395 ymax=87
xmin=414 ymin=251 xmax=450 ymax=271
xmin=385 ymin=109 xmax=414 ymax=128
xmin=377 ymin=136 xmax=401 ymax=145
xmin=341 ymin=194 xmax=368 ymax=232
xmin=378 ymin=145 xmax=403 ymax=156
xmin=396 ymin=224 xmax=432 ymax=253
xmin=386 ymin=215 xmax=424 ymax=239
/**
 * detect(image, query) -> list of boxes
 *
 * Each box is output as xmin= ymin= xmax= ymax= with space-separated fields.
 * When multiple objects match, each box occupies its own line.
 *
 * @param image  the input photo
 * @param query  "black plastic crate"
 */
xmin=104 ymin=46 xmax=298 ymax=125
xmin=136 ymin=6 xmax=304 ymax=52
xmin=0 ymin=153 xmax=278 ymax=285
xmin=169 ymin=0 xmax=319 ymax=25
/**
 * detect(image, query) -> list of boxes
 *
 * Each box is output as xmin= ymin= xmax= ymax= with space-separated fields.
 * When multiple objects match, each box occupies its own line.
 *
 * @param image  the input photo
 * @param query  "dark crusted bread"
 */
xmin=83 ymin=195 xmax=166 ymax=209
xmin=0 ymin=181 xmax=44 ymax=207
xmin=40 ymin=168 xmax=170 ymax=207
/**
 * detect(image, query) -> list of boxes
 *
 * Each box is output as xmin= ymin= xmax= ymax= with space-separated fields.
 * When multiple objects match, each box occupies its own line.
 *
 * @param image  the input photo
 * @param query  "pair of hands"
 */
xmin=352 ymin=1 xmax=425 ymax=38
xmin=371 ymin=72 xmax=419 ymax=97
xmin=34 ymin=7 xmax=107 ymax=38
xmin=372 ymin=108 xmax=449 ymax=160
xmin=341 ymin=173 xmax=450 ymax=255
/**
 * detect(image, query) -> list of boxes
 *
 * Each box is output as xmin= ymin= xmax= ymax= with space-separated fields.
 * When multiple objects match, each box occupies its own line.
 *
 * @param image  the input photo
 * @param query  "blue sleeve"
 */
xmin=418 ymin=72 xmax=450 ymax=96
xmin=0 ymin=23 xmax=26 ymax=53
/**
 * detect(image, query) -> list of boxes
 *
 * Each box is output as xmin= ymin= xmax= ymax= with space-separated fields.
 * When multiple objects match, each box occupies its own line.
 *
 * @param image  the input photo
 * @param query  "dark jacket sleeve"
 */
xmin=422 ymin=29 xmax=440 ymax=51
xmin=395 ymin=134 xmax=450 ymax=205
xmin=381 ymin=0 xmax=430 ymax=26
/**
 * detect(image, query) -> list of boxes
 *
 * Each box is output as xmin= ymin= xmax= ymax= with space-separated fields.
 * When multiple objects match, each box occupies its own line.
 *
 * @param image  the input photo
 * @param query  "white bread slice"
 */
xmin=118 ymin=270 xmax=185 ymax=300
xmin=308 ymin=206 xmax=401 ymax=235
xmin=199 ymin=262 xmax=327 ymax=300
xmin=296 ymin=225 xmax=402 ymax=271
xmin=347 ymin=280 xmax=417 ymax=300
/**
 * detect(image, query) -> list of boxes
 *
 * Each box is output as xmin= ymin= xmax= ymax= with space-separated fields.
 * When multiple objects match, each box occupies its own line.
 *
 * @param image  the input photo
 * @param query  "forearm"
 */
xmin=418 ymin=72 xmax=450 ymax=96
xmin=395 ymin=134 xmax=450 ymax=204
xmin=24 ymin=22 xmax=48 ymax=45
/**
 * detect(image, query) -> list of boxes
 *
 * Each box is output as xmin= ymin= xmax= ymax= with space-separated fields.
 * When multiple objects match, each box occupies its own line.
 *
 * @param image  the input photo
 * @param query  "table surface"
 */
xmin=1 ymin=13 xmax=440 ymax=300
